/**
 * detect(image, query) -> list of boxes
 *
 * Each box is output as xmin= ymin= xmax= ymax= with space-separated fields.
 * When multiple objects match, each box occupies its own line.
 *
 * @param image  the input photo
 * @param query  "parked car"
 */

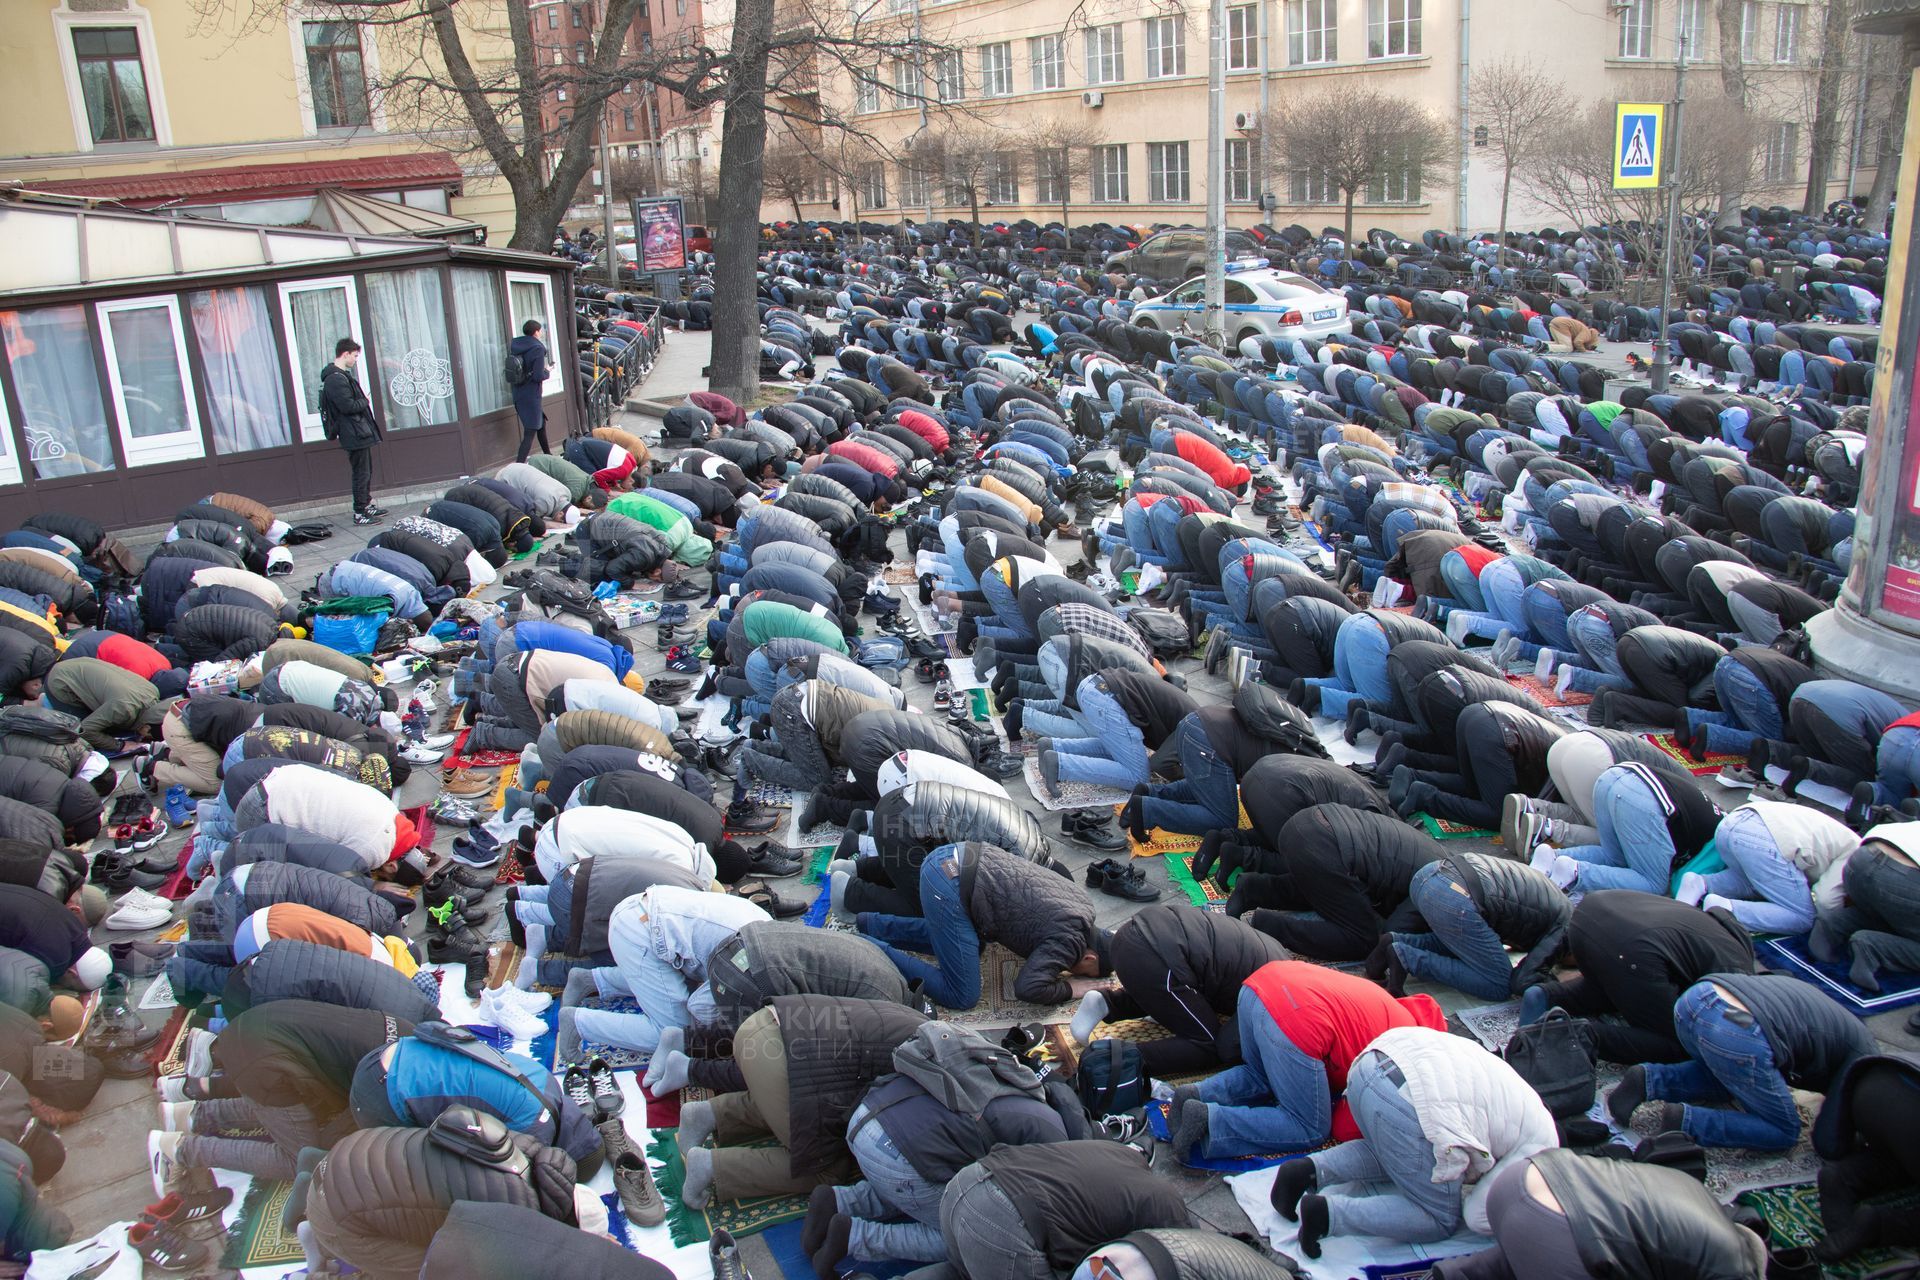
xmin=1103 ymin=228 xmax=1273 ymax=283
xmin=1131 ymin=265 xmax=1352 ymax=346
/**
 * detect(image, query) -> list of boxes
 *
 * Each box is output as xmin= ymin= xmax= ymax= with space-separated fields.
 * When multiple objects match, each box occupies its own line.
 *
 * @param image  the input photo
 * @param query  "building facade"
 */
xmin=773 ymin=0 xmax=1880 ymax=235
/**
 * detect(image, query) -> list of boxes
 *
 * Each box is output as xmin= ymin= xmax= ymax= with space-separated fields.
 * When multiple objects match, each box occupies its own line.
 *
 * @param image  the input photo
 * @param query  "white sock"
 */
xmin=643 ymin=1026 xmax=685 ymax=1090
xmin=681 ymin=1145 xmax=714 ymax=1209
xmin=677 ymin=1099 xmax=716 ymax=1154
xmin=515 ymin=954 xmax=539 ymax=990
xmin=1070 ymin=990 xmax=1109 ymax=1045
xmin=829 ymin=870 xmax=850 ymax=917
xmin=650 ymin=1050 xmax=692 ymax=1094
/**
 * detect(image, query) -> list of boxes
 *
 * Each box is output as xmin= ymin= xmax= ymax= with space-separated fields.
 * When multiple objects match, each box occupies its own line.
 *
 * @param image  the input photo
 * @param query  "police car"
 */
xmin=1132 ymin=263 xmax=1352 ymax=346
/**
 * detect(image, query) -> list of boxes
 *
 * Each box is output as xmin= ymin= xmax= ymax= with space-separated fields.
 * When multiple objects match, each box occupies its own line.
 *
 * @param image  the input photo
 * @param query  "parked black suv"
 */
xmin=1104 ymin=228 xmax=1272 ymax=283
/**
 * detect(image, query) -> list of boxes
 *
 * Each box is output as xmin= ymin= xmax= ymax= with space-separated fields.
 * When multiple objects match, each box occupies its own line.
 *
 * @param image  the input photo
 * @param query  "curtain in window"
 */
xmin=364 ymin=268 xmax=454 ymax=430
xmin=453 ymin=269 xmax=511 ymax=417
xmin=287 ymin=286 xmax=351 ymax=423
xmin=189 ymin=287 xmax=291 ymax=454
xmin=0 ymin=306 xmax=113 ymax=479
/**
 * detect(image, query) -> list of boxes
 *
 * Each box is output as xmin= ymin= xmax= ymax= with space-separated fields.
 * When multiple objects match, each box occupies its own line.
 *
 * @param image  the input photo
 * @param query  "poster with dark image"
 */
xmin=633 ymin=197 xmax=688 ymax=273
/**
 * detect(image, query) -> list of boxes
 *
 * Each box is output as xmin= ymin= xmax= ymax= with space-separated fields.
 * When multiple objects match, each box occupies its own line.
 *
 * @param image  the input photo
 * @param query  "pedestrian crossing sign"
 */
xmin=1614 ymin=102 xmax=1665 ymax=189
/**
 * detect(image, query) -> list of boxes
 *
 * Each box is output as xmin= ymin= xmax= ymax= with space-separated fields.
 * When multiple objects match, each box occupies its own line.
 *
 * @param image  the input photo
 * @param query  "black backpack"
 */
xmin=503 ymin=350 xmax=530 ymax=387
xmin=1074 ymin=1038 xmax=1149 ymax=1117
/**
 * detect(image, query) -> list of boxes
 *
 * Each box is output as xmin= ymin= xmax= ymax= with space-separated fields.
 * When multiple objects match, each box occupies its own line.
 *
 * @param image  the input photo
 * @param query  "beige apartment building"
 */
xmin=779 ymin=0 xmax=1879 ymax=236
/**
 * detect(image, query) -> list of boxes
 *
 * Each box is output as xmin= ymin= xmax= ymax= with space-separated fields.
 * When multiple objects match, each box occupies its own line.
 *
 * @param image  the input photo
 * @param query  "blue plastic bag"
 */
xmin=312 ymin=611 xmax=390 ymax=657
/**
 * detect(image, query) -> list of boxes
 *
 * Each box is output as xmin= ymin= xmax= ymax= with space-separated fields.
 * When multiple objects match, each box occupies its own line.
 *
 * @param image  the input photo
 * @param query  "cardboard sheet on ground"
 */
xmin=1228 ymin=1165 xmax=1489 ymax=1279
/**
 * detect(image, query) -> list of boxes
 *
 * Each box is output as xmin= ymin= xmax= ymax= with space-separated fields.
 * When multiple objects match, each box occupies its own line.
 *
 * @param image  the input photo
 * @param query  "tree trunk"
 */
xmin=1497 ymin=157 xmax=1514 ymax=270
xmin=1714 ymin=0 xmax=1751 ymax=228
xmin=790 ymin=195 xmax=804 ymax=221
xmin=970 ymin=194 xmax=982 ymax=249
xmin=1803 ymin=0 xmax=1853 ymax=214
xmin=707 ymin=0 xmax=776 ymax=405
xmin=1342 ymin=189 xmax=1357 ymax=248
xmin=1866 ymin=61 xmax=1910 ymax=233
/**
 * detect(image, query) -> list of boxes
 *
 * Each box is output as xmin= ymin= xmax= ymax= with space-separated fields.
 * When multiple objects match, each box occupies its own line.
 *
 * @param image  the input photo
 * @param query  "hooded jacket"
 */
xmin=173 ymin=602 xmax=282 ymax=662
xmin=0 ymin=758 xmax=99 ymax=844
xmin=215 ymin=861 xmax=399 ymax=939
xmin=0 ymin=630 xmax=55 ymax=702
xmin=319 ymin=363 xmax=382 ymax=452
xmin=0 ymin=706 xmax=90 ymax=779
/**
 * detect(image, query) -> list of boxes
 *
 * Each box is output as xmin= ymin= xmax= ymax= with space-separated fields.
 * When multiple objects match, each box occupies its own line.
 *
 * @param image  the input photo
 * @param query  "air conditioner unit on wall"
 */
xmin=1234 ymin=111 xmax=1253 ymax=130
xmin=1082 ymin=90 xmax=1104 ymax=108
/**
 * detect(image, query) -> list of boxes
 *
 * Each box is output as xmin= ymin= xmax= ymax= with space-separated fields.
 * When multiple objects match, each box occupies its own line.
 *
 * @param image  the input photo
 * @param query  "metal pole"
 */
xmin=1203 ymin=0 xmax=1228 ymax=345
xmin=1652 ymin=30 xmax=1689 ymax=394
xmin=1457 ymin=0 xmax=1471 ymax=233
xmin=915 ymin=0 xmax=932 ymax=226
xmin=601 ymin=100 xmax=620 ymax=287
xmin=1257 ymin=0 xmax=1272 ymax=229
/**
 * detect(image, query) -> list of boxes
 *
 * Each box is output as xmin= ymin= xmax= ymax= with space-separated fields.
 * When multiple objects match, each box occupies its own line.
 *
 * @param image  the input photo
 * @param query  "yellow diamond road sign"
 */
xmin=1614 ymin=102 xmax=1665 ymax=189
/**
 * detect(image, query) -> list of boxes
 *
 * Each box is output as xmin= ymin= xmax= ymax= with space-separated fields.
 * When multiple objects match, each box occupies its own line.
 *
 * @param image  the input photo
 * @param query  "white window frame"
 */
xmin=1291 ymin=166 xmax=1334 ymax=203
xmin=95 ymin=294 xmax=205 ymax=467
xmin=932 ymin=50 xmax=965 ymax=102
xmin=1226 ymin=5 xmax=1258 ymax=70
xmin=52 ymin=2 xmax=174 ymax=153
xmin=854 ymin=68 xmax=881 ymax=113
xmin=1034 ymin=148 xmax=1068 ymax=204
xmin=287 ymin=9 xmax=387 ymax=138
xmin=1090 ymin=144 xmax=1129 ymax=203
xmin=1740 ymin=0 xmax=1760 ymax=60
xmin=1774 ymin=4 xmax=1800 ymax=61
xmin=1225 ymin=136 xmax=1253 ymax=202
xmin=0 ymin=383 xmax=23 ymax=488
xmin=979 ymin=42 xmax=1012 ymax=97
xmin=989 ymin=152 xmax=1020 ymax=203
xmin=859 ymin=161 xmax=887 ymax=208
xmin=1030 ymin=34 xmax=1065 ymax=90
xmin=899 ymin=164 xmax=930 ymax=209
xmin=278 ymin=275 xmax=366 ymax=444
xmin=1144 ymin=16 xmax=1185 ymax=79
xmin=892 ymin=58 xmax=923 ymax=106
xmin=1366 ymin=0 xmax=1421 ymax=58
xmin=1677 ymin=0 xmax=1708 ymax=55
xmin=1763 ymin=121 xmax=1799 ymax=182
xmin=1085 ymin=24 xmax=1124 ymax=85
xmin=1148 ymin=141 xmax=1190 ymax=202
xmin=1618 ymin=0 xmax=1653 ymax=58
xmin=505 ymin=271 xmax=564 ymax=399
xmin=1286 ymin=0 xmax=1337 ymax=65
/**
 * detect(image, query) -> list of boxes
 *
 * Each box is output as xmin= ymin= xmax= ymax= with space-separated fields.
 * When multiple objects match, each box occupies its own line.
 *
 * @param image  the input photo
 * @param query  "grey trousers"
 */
xmin=938 ymin=1165 xmax=1050 ymax=1280
xmin=180 ymin=1096 xmax=355 ymax=1181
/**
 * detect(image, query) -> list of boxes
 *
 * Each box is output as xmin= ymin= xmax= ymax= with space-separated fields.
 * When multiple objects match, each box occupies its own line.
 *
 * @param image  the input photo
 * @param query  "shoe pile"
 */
xmin=723 ymin=794 xmax=781 ymax=834
xmin=107 ymin=791 xmax=168 ymax=856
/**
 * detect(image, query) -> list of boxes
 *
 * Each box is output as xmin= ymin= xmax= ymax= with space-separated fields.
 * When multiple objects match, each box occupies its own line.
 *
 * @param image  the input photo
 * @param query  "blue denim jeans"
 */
xmin=1051 ymin=677 xmax=1150 ymax=790
xmin=1558 ymin=765 xmax=1678 ymax=895
xmin=978 ymin=570 xmax=1031 ymax=644
xmin=1315 ymin=1051 xmax=1464 ymax=1242
xmin=1562 ymin=609 xmax=1636 ymax=694
xmin=1643 ymin=982 xmax=1802 ymax=1150
xmin=840 ymin=1103 xmax=948 ymax=1262
xmin=1395 ymin=861 xmax=1514 ymax=1000
xmin=1873 ymin=725 xmax=1920 ymax=808
xmin=1697 ymin=806 xmax=1816 ymax=935
xmin=1139 ymin=718 xmax=1240 ymax=835
xmin=1439 ymin=553 xmax=1486 ymax=611
xmin=1312 ymin=616 xmax=1395 ymax=720
xmin=1197 ymin=986 xmax=1331 ymax=1158
xmin=858 ymin=846 xmax=982 ymax=1010
xmin=1685 ymin=658 xmax=1787 ymax=757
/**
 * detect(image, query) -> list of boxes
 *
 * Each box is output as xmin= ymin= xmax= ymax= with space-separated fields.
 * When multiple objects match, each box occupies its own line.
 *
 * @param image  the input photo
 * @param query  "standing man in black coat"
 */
xmin=319 ymin=339 xmax=384 ymax=526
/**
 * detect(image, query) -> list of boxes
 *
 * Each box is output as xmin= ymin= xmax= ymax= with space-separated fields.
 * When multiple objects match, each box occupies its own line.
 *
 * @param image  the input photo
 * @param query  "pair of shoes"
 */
xmin=664 ymin=645 xmax=704 ymax=674
xmin=1061 ymin=809 xmax=1129 ymax=852
xmin=103 ymin=888 xmax=174 ymax=931
xmin=441 ymin=768 xmax=494 ymax=798
xmin=647 ymin=676 xmax=693 ymax=704
xmin=724 ymin=796 xmax=781 ymax=834
xmin=1084 ymin=857 xmax=1160 ymax=902
xmin=745 ymin=841 xmax=806 ymax=877
xmin=974 ymin=745 xmax=1024 ymax=780
xmin=560 ymin=1055 xmax=624 ymax=1120
xmin=352 ymin=509 xmax=383 ymax=526
xmin=932 ymin=680 xmax=952 ymax=710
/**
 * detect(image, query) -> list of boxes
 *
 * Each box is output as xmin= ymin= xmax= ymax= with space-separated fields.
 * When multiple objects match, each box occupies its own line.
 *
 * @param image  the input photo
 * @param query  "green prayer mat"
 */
xmin=1162 ymin=851 xmax=1228 ymax=910
xmin=646 ymin=1131 xmax=810 ymax=1247
xmin=801 ymin=845 xmax=834 ymax=885
xmin=1415 ymin=813 xmax=1498 ymax=841
xmin=1735 ymin=1182 xmax=1920 ymax=1279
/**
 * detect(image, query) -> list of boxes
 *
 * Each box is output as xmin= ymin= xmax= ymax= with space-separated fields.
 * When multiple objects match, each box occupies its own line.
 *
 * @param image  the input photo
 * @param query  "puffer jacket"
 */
xmin=370 ymin=531 xmax=467 ymax=592
xmin=606 ymin=493 xmax=712 ymax=566
xmin=307 ymin=1125 xmax=573 ymax=1280
xmin=960 ymin=843 xmax=1099 ymax=1004
xmin=259 ymin=638 xmax=376 ymax=685
xmin=206 ymin=492 xmax=276 ymax=536
xmin=531 ymin=805 xmax=714 ymax=882
xmin=493 ymin=462 xmax=575 ymax=518
xmin=840 ymin=710 xmax=972 ymax=783
xmin=234 ymin=939 xmax=437 ymax=1024
xmin=547 ymin=710 xmax=676 ymax=763
xmin=148 ymin=537 xmax=244 ymax=573
xmin=735 ymin=504 xmax=835 ymax=560
xmin=777 ymin=994 xmax=928 ymax=1178
xmin=568 ymin=771 xmax=723 ymax=852
xmin=511 ymin=621 xmax=633 ymax=683
xmin=775 ymin=491 xmax=857 ymax=539
xmin=170 ymin=511 xmax=267 ymax=572
xmin=21 ymin=512 xmax=104 ymax=559
xmin=0 ymin=841 xmax=82 ymax=901
xmin=444 ymin=484 xmax=532 ymax=551
xmin=725 ymin=596 xmax=848 ymax=662
xmin=137 ymin=557 xmax=203 ymax=634
xmin=1528 ymin=1148 xmax=1769 ymax=1278
xmin=1115 ymin=1229 xmax=1298 ymax=1280
xmin=173 ymin=602 xmax=281 ymax=662
xmin=868 ymin=783 xmax=1050 ymax=912
xmin=0 ymin=798 xmax=62 ymax=852
xmin=221 ymin=824 xmax=371 ymax=878
xmin=0 ymin=629 xmax=56 ymax=701
xmin=214 ymin=861 xmax=398 ymax=939
xmin=1444 ymin=851 xmax=1572 ymax=996
xmin=351 ymin=547 xmax=440 ymax=604
xmin=61 ymin=629 xmax=169 ymax=681
xmin=425 ymin=500 xmax=507 ymax=568
xmin=0 ymin=759 xmax=99 ymax=843
xmin=0 ymin=560 xmax=92 ymax=623
xmin=420 ymin=1201 xmax=669 ymax=1280
xmin=190 ymin=565 xmax=288 ymax=614
xmin=706 ymin=922 xmax=915 ymax=1032
xmin=172 ymin=584 xmax=278 ymax=624
xmin=574 ymin=512 xmax=670 ymax=585
xmin=0 ymin=707 xmax=89 ymax=778
xmin=326 ymin=562 xmax=426 ymax=624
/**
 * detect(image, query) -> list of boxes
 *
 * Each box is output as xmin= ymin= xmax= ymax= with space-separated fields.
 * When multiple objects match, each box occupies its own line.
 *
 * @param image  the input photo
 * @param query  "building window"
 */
xmin=573 ymin=41 xmax=587 ymax=63
xmin=1740 ymin=1 xmax=1760 ymax=59
xmin=188 ymin=287 xmax=293 ymax=455
xmin=365 ymin=268 xmax=454 ymax=431
xmin=1144 ymin=16 xmax=1185 ymax=78
xmin=1 ymin=305 xmax=113 ymax=479
xmin=1085 ymin=24 xmax=1124 ymax=85
xmin=1034 ymin=147 xmax=1068 ymax=204
xmin=1774 ymin=4 xmax=1800 ymax=60
xmin=1618 ymin=0 xmax=1653 ymax=57
xmin=1090 ymin=143 xmax=1129 ymax=202
xmin=622 ymin=107 xmax=635 ymax=130
xmin=1227 ymin=5 xmax=1258 ymax=69
xmin=1148 ymin=141 xmax=1190 ymax=202
xmin=547 ymin=8 xmax=559 ymax=29
xmin=1677 ymin=0 xmax=1707 ymax=53
xmin=1290 ymin=165 xmax=1334 ymax=203
xmin=988 ymin=151 xmax=1019 ymax=203
xmin=1763 ymin=121 xmax=1799 ymax=181
xmin=1367 ymin=0 xmax=1420 ymax=57
xmin=559 ymin=112 xmax=571 ymax=128
xmin=277 ymin=278 xmax=362 ymax=442
xmin=932 ymin=51 xmax=964 ymax=101
xmin=899 ymin=164 xmax=929 ymax=208
xmin=1286 ymin=0 xmax=1337 ymax=64
xmin=979 ymin=42 xmax=1012 ymax=96
xmin=854 ymin=67 xmax=881 ymax=113
xmin=892 ymin=58 xmax=923 ymax=105
xmin=1225 ymin=136 xmax=1253 ymax=202
xmin=452 ymin=269 xmax=512 ymax=417
xmin=1029 ymin=33 xmax=1065 ymax=90
xmin=96 ymin=296 xmax=205 ymax=467
xmin=72 ymin=27 xmax=155 ymax=144
xmin=571 ymin=5 xmax=583 ymax=25
xmin=1367 ymin=141 xmax=1422 ymax=203
xmin=859 ymin=161 xmax=887 ymax=207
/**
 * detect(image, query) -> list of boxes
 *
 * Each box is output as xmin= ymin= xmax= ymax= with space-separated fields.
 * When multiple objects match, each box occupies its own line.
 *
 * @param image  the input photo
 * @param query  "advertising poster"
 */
xmin=633 ymin=197 xmax=688 ymax=274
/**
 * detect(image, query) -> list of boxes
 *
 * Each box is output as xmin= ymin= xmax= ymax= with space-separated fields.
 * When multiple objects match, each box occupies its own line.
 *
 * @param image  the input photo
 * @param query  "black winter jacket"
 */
xmin=222 ymin=823 xmax=374 ymax=878
xmin=959 ymin=842 xmax=1098 ymax=1004
xmin=0 ymin=758 xmax=99 ymax=843
xmin=1240 ymin=757 xmax=1391 ymax=844
xmin=228 ymin=939 xmax=438 ymax=1024
xmin=870 ymin=784 xmax=1049 ymax=910
xmin=1530 ymin=1149 xmax=1767 ymax=1279
xmin=776 ymin=994 xmax=927 ymax=1177
xmin=319 ymin=364 xmax=382 ymax=452
xmin=216 ymin=861 xmax=398 ymax=938
xmin=172 ymin=603 xmax=279 ymax=662
xmin=706 ymin=921 xmax=915 ymax=1031
xmin=1111 ymin=904 xmax=1289 ymax=1029
xmin=1443 ymin=851 xmax=1572 ymax=995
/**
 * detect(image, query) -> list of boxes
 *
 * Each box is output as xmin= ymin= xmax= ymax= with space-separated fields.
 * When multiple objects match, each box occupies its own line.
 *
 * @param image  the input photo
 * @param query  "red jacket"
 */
xmin=1244 ymin=961 xmax=1447 ymax=1141
xmin=1448 ymin=543 xmax=1502 ymax=580
xmin=689 ymin=391 xmax=746 ymax=428
xmin=88 ymin=631 xmax=173 ymax=681
xmin=896 ymin=409 xmax=949 ymax=454
xmin=1169 ymin=430 xmax=1252 ymax=493
xmin=828 ymin=439 xmax=899 ymax=478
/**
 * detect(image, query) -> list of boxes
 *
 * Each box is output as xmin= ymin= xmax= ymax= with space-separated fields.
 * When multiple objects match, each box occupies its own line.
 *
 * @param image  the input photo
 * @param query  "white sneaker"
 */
xmin=413 ymin=678 xmax=441 ymax=712
xmin=1535 ymin=648 xmax=1558 ymax=682
xmin=104 ymin=897 xmax=173 ymax=930
xmin=414 ymin=729 xmax=458 ymax=750
xmin=480 ymin=988 xmax=549 ymax=1041
xmin=149 ymin=1130 xmax=183 ymax=1197
xmin=183 ymin=1028 xmax=216 ymax=1079
xmin=156 ymin=1076 xmax=192 ymax=1103
xmin=402 ymin=741 xmax=448 ymax=765
xmin=494 ymin=984 xmax=552 ymax=1015
xmin=159 ymin=1101 xmax=196 ymax=1133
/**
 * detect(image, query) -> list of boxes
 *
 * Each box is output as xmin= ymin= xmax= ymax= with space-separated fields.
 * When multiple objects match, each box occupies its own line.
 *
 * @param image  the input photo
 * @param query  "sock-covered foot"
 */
xmin=1298 ymin=1194 xmax=1330 ymax=1259
xmin=648 ymin=1050 xmax=692 ymax=1095
xmin=677 ymin=1100 xmax=716 ymax=1155
xmin=643 ymin=1025 xmax=685 ymax=1091
xmin=829 ymin=870 xmax=851 ymax=918
xmin=1271 ymin=1157 xmax=1318 ymax=1221
xmin=1607 ymin=1065 xmax=1647 ymax=1129
xmin=1069 ymin=990 xmax=1109 ymax=1045
xmin=681 ymin=1145 xmax=715 ymax=1209
xmin=514 ymin=953 xmax=539 ymax=990
xmin=810 ymin=1214 xmax=852 ymax=1280
xmin=802 ymin=1184 xmax=840 ymax=1256
xmin=554 ymin=1007 xmax=582 ymax=1065
xmin=562 ymin=967 xmax=600 ymax=1008
xmin=1170 ymin=1097 xmax=1208 ymax=1163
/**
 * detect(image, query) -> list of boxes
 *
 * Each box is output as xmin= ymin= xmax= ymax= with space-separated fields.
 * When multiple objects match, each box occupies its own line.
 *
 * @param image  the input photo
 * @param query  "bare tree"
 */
xmin=1257 ymin=83 xmax=1451 ymax=247
xmin=1017 ymin=118 xmax=1106 ymax=233
xmin=1864 ymin=38 xmax=1910 ymax=232
xmin=1713 ymin=0 xmax=1753 ymax=227
xmin=913 ymin=123 xmax=1018 ymax=247
xmin=1802 ymin=0 xmax=1855 ymax=213
xmin=1469 ymin=58 xmax=1574 ymax=266
xmin=762 ymin=140 xmax=822 ymax=221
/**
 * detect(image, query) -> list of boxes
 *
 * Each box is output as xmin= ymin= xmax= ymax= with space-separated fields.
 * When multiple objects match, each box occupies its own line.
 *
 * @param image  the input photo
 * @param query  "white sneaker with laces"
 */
xmin=401 ymin=741 xmax=448 ymax=765
xmin=413 ymin=678 xmax=440 ymax=712
xmin=494 ymin=984 xmax=553 ymax=1015
xmin=480 ymin=988 xmax=549 ymax=1041
xmin=103 ymin=897 xmax=172 ymax=931
xmin=184 ymin=1028 xmax=216 ymax=1079
xmin=148 ymin=1130 xmax=183 ymax=1197
xmin=415 ymin=729 xmax=458 ymax=750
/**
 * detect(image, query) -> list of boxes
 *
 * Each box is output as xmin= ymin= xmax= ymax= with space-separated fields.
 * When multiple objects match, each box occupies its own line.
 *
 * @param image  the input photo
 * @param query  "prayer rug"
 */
xmin=1643 ymin=731 xmax=1746 ymax=778
xmin=1125 ymin=827 xmax=1203 ymax=859
xmin=934 ymin=943 xmax=1076 ymax=1027
xmin=647 ymin=1131 xmax=810 ymax=1246
xmin=219 ymin=1178 xmax=303 ymax=1269
xmin=1504 ymin=671 xmax=1592 ymax=708
xmin=155 ymin=836 xmax=200 ymax=901
xmin=1022 ymin=756 xmax=1133 ymax=811
xmin=1758 ymin=934 xmax=1920 ymax=1014
xmin=1363 ymin=1265 xmax=1437 ymax=1280
xmin=441 ymin=728 xmax=522 ymax=770
xmin=1736 ymin=1182 xmax=1920 ymax=1279
xmin=1162 ymin=852 xmax=1229 ymax=912
xmin=487 ymin=762 xmax=519 ymax=811
xmin=759 ymin=1220 xmax=920 ymax=1280
xmin=143 ymin=1005 xmax=195 ymax=1074
xmin=1415 ymin=814 xmax=1498 ymax=841
xmin=799 ymin=845 xmax=835 ymax=884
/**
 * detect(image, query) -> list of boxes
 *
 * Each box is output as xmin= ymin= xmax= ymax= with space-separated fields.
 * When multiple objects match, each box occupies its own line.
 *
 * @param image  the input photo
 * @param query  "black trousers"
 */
xmin=347 ymin=447 xmax=373 ymax=513
xmin=1105 ymin=928 xmax=1232 ymax=1076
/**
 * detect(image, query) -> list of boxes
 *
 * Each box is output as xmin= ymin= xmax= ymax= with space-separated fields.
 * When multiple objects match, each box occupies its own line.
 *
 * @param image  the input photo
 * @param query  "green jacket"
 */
xmin=607 ymin=494 xmax=713 ymax=566
xmin=0 ymin=1140 xmax=70 ymax=1261
xmin=44 ymin=656 xmax=159 ymax=751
